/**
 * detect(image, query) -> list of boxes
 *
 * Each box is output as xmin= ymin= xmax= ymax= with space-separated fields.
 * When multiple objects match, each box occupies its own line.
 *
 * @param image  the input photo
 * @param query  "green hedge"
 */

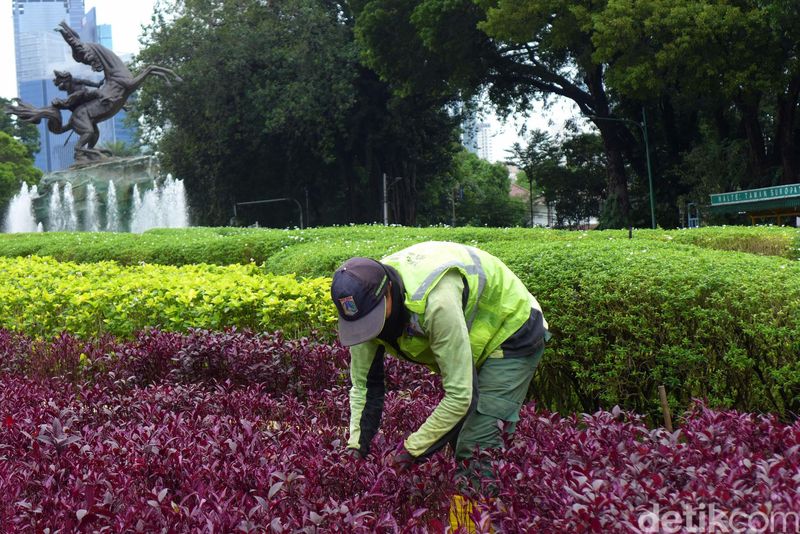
xmin=214 ymin=234 xmax=800 ymax=420
xmin=0 ymin=225 xmax=796 ymax=266
xmin=2 ymin=236 xmax=799 ymax=421
xmin=635 ymin=226 xmax=800 ymax=260
xmin=0 ymin=256 xmax=334 ymax=339
xmin=486 ymin=240 xmax=800 ymax=420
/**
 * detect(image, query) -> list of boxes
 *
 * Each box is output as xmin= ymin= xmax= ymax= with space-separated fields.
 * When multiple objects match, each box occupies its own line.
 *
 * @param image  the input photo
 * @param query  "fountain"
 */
xmin=106 ymin=180 xmax=119 ymax=232
xmin=62 ymin=183 xmax=78 ymax=231
xmin=85 ymin=183 xmax=100 ymax=232
xmin=3 ymin=155 xmax=190 ymax=234
xmin=4 ymin=183 xmax=41 ymax=233
xmin=48 ymin=183 xmax=63 ymax=231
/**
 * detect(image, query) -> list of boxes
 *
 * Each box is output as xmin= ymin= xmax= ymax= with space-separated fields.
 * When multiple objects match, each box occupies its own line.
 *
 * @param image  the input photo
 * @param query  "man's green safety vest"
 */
xmin=378 ymin=241 xmax=543 ymax=369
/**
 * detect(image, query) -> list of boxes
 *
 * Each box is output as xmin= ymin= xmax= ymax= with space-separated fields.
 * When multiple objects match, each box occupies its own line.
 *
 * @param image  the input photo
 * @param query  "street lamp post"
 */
xmin=528 ymin=172 xmax=534 ymax=227
xmin=591 ymin=107 xmax=657 ymax=229
xmin=382 ymin=173 xmax=402 ymax=226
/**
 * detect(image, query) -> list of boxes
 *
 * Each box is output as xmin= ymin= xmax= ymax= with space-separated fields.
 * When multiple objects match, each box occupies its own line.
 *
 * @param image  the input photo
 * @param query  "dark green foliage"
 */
xmin=595 ymin=0 xmax=800 ymax=202
xmin=513 ymin=131 xmax=606 ymax=228
xmin=133 ymin=0 xmax=458 ymax=227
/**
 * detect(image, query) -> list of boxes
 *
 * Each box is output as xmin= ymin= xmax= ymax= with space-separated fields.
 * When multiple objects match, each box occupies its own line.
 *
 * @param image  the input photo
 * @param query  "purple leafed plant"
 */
xmin=1 ymin=330 xmax=799 ymax=531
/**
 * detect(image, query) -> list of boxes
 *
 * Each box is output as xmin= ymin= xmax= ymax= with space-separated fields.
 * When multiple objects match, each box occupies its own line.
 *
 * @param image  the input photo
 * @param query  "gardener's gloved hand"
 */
xmin=386 ymin=443 xmax=415 ymax=472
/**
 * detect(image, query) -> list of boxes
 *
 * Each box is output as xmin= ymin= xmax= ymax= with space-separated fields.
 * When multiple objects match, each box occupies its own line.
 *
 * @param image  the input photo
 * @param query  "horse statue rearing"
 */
xmin=5 ymin=22 xmax=181 ymax=164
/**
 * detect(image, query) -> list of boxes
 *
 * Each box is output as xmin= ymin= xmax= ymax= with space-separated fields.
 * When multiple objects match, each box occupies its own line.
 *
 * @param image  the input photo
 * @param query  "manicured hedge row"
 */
xmin=0 ymin=224 xmax=796 ymax=266
xmin=1 ymin=237 xmax=798 ymax=420
xmin=0 ymin=256 xmax=334 ymax=339
xmin=638 ymin=226 xmax=800 ymax=260
xmin=487 ymin=240 xmax=800 ymax=420
xmin=0 ymin=227 xmax=530 ymax=266
xmin=263 ymin=236 xmax=800 ymax=419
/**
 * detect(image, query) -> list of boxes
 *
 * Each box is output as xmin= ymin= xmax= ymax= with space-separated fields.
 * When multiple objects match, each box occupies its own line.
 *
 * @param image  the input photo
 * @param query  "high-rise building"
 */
xmin=475 ymin=122 xmax=492 ymax=161
xmin=11 ymin=1 xmax=137 ymax=172
xmin=459 ymin=99 xmax=493 ymax=161
xmin=461 ymin=114 xmax=479 ymax=155
xmin=97 ymin=24 xmax=112 ymax=49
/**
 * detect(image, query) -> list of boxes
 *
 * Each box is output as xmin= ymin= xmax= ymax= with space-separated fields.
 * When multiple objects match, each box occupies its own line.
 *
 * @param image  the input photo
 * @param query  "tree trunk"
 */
xmin=735 ymin=94 xmax=769 ymax=186
xmin=343 ymin=157 xmax=356 ymax=222
xmin=584 ymin=66 xmax=631 ymax=228
xmin=775 ymin=76 xmax=800 ymax=185
xmin=393 ymin=162 xmax=417 ymax=225
xmin=593 ymin=120 xmax=631 ymax=228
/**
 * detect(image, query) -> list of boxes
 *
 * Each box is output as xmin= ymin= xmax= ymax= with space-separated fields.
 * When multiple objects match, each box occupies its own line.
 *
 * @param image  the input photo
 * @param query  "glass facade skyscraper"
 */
xmin=11 ymin=0 xmax=137 ymax=172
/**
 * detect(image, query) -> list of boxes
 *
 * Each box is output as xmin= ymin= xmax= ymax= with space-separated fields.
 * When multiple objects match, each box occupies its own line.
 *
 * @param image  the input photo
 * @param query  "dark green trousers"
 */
xmin=454 ymin=343 xmax=544 ymax=494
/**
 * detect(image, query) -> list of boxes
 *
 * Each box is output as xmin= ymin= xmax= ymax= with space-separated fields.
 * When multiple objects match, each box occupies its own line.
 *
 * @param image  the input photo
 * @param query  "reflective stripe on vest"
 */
xmin=408 ymin=246 xmax=486 ymax=329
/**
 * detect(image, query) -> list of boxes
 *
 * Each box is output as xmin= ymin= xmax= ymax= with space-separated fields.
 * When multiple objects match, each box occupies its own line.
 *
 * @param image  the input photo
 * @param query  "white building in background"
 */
xmin=459 ymin=98 xmax=494 ymax=161
xmin=506 ymin=165 xmax=555 ymax=227
xmin=462 ymin=119 xmax=493 ymax=161
xmin=475 ymin=122 xmax=492 ymax=161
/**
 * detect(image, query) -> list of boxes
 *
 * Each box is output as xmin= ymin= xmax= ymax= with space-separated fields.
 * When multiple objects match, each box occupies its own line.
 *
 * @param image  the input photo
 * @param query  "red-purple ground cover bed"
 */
xmin=1 ymin=329 xmax=799 ymax=532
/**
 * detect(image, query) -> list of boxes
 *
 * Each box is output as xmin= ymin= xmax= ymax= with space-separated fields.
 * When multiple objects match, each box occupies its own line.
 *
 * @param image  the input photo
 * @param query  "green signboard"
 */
xmin=710 ymin=183 xmax=800 ymax=206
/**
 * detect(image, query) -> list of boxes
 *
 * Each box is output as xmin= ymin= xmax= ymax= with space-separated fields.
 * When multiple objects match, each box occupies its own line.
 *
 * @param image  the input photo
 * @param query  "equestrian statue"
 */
xmin=5 ymin=22 xmax=181 ymax=164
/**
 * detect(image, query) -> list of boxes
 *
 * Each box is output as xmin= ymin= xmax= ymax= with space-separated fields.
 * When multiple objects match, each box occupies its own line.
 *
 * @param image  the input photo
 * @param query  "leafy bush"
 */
xmin=243 ymin=234 xmax=800 ymax=419
xmin=2 ymin=232 xmax=800 ymax=418
xmin=489 ymin=239 xmax=800 ymax=419
xmin=0 ymin=256 xmax=334 ymax=339
xmin=0 ymin=225 xmax=795 ymax=267
xmin=2 ymin=332 xmax=800 ymax=531
xmin=262 ymin=235 xmax=800 ymax=419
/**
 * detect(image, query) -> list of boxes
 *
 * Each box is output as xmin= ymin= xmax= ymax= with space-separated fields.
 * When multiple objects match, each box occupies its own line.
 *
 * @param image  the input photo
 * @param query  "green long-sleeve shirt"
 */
xmin=348 ymin=270 xmax=476 ymax=457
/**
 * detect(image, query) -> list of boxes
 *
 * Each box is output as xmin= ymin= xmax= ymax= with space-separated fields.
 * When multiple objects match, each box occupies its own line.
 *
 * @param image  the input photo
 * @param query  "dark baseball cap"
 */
xmin=331 ymin=257 xmax=389 ymax=346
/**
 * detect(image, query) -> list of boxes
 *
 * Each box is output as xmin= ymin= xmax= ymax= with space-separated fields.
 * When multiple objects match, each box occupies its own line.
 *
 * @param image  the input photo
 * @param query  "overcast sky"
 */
xmin=0 ymin=0 xmax=578 ymax=160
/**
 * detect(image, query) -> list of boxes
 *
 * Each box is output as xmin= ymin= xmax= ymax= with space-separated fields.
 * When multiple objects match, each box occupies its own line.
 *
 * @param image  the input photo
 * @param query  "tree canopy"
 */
xmin=0 ymin=97 xmax=40 ymax=159
xmin=355 ymin=0 xmax=800 ymax=228
xmin=594 ymin=0 xmax=800 ymax=188
xmin=128 ymin=0 xmax=800 ymax=228
xmin=133 ymin=0 xmax=458 ymax=226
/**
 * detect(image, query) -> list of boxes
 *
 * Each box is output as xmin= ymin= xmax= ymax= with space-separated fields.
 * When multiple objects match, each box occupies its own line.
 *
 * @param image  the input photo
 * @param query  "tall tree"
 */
xmin=355 ymin=0 xmax=652 ymax=227
xmin=595 ymin=0 xmax=800 ymax=187
xmin=513 ymin=131 xmax=605 ymax=228
xmin=133 ymin=0 xmax=457 ymax=226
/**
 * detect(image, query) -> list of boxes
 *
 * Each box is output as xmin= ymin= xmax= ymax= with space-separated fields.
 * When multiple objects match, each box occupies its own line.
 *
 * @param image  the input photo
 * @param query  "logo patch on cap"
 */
xmin=339 ymin=296 xmax=358 ymax=316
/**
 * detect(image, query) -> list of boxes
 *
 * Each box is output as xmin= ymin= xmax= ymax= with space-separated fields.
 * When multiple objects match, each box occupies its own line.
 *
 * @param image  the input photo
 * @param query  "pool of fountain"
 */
xmin=3 ymin=156 xmax=189 ymax=233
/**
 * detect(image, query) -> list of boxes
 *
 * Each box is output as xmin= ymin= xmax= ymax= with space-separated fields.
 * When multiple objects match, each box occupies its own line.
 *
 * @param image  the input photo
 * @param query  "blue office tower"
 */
xmin=12 ymin=1 xmax=138 ymax=172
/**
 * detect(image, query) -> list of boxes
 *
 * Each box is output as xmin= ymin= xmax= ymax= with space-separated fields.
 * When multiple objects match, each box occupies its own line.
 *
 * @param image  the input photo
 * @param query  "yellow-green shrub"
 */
xmin=0 ymin=256 xmax=335 ymax=339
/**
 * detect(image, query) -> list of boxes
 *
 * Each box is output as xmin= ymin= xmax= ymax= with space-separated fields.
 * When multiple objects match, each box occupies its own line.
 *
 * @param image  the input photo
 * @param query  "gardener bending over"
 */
xmin=331 ymin=241 xmax=549 ymax=493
